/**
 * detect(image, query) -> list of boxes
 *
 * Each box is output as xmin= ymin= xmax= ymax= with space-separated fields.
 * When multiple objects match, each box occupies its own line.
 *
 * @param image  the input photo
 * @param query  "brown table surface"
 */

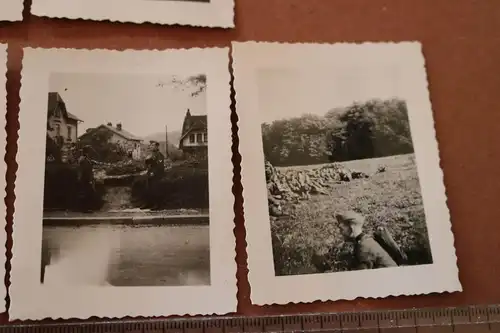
xmin=1 ymin=0 xmax=499 ymax=324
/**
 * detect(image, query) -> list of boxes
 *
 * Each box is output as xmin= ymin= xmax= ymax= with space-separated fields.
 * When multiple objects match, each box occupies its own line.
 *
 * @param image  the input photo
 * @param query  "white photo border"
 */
xmin=0 ymin=44 xmax=8 ymax=313
xmin=31 ymin=0 xmax=234 ymax=28
xmin=232 ymin=41 xmax=462 ymax=306
xmin=0 ymin=0 xmax=23 ymax=21
xmin=11 ymin=47 xmax=236 ymax=320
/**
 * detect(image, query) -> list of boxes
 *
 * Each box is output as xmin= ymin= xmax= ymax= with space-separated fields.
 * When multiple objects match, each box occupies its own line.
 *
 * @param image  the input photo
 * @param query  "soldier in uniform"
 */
xmin=144 ymin=141 xmax=165 ymax=210
xmin=335 ymin=211 xmax=397 ymax=270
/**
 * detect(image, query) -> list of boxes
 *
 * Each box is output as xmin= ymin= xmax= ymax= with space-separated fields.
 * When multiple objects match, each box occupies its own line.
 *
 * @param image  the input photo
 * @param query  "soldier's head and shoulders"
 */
xmin=78 ymin=146 xmax=93 ymax=165
xmin=148 ymin=141 xmax=164 ymax=159
xmin=335 ymin=210 xmax=397 ymax=269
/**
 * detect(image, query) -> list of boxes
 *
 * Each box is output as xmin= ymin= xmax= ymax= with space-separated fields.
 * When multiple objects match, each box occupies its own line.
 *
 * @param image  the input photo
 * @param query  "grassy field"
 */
xmin=271 ymin=153 xmax=433 ymax=276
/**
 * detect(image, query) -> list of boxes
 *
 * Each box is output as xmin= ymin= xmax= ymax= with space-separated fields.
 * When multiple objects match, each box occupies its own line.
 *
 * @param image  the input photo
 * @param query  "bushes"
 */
xmin=43 ymin=163 xmax=105 ymax=212
xmin=261 ymin=98 xmax=414 ymax=166
xmin=131 ymin=164 xmax=209 ymax=210
xmin=105 ymin=160 xmax=146 ymax=176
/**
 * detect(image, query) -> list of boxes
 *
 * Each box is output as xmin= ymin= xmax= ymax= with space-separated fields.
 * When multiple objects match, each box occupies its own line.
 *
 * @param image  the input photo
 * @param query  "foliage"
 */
xmin=262 ymin=114 xmax=333 ymax=167
xmin=271 ymin=154 xmax=433 ymax=276
xmin=45 ymin=135 xmax=62 ymax=163
xmin=186 ymin=74 xmax=207 ymax=97
xmin=43 ymin=163 xmax=105 ymax=211
xmin=79 ymin=129 xmax=127 ymax=163
xmin=168 ymin=74 xmax=207 ymax=97
xmin=131 ymin=162 xmax=209 ymax=210
xmin=105 ymin=160 xmax=146 ymax=176
xmin=262 ymin=98 xmax=414 ymax=166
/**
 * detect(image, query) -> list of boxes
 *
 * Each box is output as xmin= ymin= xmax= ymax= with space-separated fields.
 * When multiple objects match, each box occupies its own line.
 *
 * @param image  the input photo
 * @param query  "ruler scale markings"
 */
xmin=4 ymin=305 xmax=500 ymax=333
xmin=487 ymin=305 xmax=500 ymax=331
xmin=414 ymin=309 xmax=433 ymax=328
xmin=282 ymin=314 xmax=301 ymax=332
xmin=467 ymin=307 xmax=492 ymax=333
xmin=397 ymin=309 xmax=416 ymax=328
xmin=204 ymin=317 xmax=221 ymax=333
xmin=485 ymin=309 xmax=491 ymax=331
xmin=341 ymin=313 xmax=360 ymax=330
xmin=242 ymin=317 xmax=259 ymax=333
xmin=359 ymin=312 xmax=377 ymax=331
xmin=225 ymin=317 xmax=242 ymax=333
xmin=434 ymin=308 xmax=451 ymax=328
xmin=321 ymin=313 xmax=340 ymax=331
xmin=302 ymin=315 xmax=321 ymax=332
xmin=378 ymin=310 xmax=397 ymax=330
xmin=262 ymin=316 xmax=281 ymax=332
xmin=185 ymin=319 xmax=203 ymax=333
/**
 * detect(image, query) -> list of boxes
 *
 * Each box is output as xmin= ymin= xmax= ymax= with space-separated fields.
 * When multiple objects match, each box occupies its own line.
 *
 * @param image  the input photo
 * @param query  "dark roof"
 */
xmin=188 ymin=115 xmax=207 ymax=131
xmin=180 ymin=114 xmax=207 ymax=138
xmin=66 ymin=111 xmax=82 ymax=122
xmin=98 ymin=124 xmax=142 ymax=142
xmin=47 ymin=92 xmax=83 ymax=122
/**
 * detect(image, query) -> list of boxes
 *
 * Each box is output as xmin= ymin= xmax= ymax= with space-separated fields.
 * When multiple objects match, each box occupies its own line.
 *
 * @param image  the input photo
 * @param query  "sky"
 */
xmin=257 ymin=65 xmax=403 ymax=124
xmin=49 ymin=72 xmax=207 ymax=138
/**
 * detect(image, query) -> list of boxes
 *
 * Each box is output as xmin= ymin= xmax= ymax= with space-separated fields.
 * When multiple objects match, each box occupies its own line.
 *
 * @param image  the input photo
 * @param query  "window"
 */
xmin=203 ymin=132 xmax=208 ymax=143
xmin=189 ymin=134 xmax=195 ymax=143
xmin=196 ymin=133 xmax=203 ymax=143
xmin=67 ymin=126 xmax=72 ymax=141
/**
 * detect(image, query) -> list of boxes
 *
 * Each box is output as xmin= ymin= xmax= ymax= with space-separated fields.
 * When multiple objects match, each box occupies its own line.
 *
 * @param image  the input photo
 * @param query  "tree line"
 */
xmin=261 ymin=98 xmax=415 ymax=167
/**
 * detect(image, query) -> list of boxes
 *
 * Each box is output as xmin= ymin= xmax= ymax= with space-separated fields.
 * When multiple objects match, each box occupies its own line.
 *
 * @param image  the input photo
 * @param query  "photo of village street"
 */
xmin=40 ymin=72 xmax=210 ymax=287
xmin=259 ymin=68 xmax=434 ymax=276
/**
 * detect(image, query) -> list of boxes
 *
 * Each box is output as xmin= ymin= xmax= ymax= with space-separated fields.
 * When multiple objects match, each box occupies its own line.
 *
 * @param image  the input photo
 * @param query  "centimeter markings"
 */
xmin=2 ymin=304 xmax=500 ymax=333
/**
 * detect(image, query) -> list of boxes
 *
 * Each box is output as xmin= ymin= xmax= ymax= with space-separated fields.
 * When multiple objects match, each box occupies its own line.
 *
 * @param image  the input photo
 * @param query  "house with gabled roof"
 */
xmin=79 ymin=122 xmax=144 ymax=160
xmin=47 ymin=92 xmax=83 ymax=147
xmin=179 ymin=109 xmax=208 ymax=157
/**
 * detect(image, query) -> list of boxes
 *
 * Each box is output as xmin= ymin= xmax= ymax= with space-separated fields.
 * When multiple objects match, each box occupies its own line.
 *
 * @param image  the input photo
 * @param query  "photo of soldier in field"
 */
xmin=258 ymin=69 xmax=433 ymax=276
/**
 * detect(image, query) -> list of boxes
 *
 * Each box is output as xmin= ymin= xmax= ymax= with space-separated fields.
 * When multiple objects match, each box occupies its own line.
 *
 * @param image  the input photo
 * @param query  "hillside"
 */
xmin=144 ymin=130 xmax=181 ymax=148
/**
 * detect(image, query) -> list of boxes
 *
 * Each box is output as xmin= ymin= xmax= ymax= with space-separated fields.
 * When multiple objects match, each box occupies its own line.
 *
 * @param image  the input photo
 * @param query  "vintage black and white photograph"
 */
xmin=12 ymin=48 xmax=235 ymax=320
xmin=40 ymin=72 xmax=210 ymax=287
xmin=234 ymin=41 xmax=461 ymax=305
xmin=261 ymin=73 xmax=432 ymax=276
xmin=31 ymin=0 xmax=234 ymax=28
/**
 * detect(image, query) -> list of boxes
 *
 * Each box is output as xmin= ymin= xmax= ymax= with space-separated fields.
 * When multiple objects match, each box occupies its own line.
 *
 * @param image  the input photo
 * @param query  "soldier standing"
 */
xmin=144 ymin=141 xmax=165 ymax=210
xmin=335 ymin=211 xmax=397 ymax=270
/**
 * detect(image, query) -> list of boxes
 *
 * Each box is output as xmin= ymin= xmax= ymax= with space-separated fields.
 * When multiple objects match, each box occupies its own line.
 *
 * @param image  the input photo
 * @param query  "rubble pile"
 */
xmin=265 ymin=160 xmax=369 ymax=217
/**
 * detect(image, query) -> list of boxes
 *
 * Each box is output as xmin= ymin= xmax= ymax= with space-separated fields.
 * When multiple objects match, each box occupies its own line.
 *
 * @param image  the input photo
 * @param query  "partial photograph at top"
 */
xmin=31 ymin=0 xmax=234 ymax=28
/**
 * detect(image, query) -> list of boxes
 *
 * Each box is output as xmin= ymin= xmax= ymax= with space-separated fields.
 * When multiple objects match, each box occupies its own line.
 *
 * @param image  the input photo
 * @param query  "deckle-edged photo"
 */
xmin=263 ymin=91 xmax=431 ymax=276
xmin=0 ymin=0 xmax=23 ymax=21
xmin=40 ymin=73 xmax=210 ymax=288
xmin=234 ymin=41 xmax=461 ymax=305
xmin=30 ymin=0 xmax=234 ymax=28
xmin=12 ymin=47 xmax=235 ymax=320
xmin=0 ymin=44 xmax=8 ymax=312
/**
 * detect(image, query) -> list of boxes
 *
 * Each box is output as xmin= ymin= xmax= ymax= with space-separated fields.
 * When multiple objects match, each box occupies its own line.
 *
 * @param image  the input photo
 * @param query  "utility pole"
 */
xmin=165 ymin=124 xmax=169 ymax=158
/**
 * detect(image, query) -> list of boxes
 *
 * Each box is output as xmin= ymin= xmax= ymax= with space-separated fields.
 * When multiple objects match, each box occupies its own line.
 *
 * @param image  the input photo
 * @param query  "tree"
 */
xmin=261 ymin=98 xmax=415 ymax=166
xmin=166 ymin=74 xmax=207 ymax=97
xmin=78 ymin=129 xmax=126 ymax=163
xmin=262 ymin=114 xmax=332 ymax=166
xmin=186 ymin=74 xmax=207 ymax=97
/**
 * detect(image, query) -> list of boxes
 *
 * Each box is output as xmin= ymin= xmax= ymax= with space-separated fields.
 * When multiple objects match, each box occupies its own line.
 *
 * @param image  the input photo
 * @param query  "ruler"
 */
xmin=1 ymin=304 xmax=499 ymax=332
